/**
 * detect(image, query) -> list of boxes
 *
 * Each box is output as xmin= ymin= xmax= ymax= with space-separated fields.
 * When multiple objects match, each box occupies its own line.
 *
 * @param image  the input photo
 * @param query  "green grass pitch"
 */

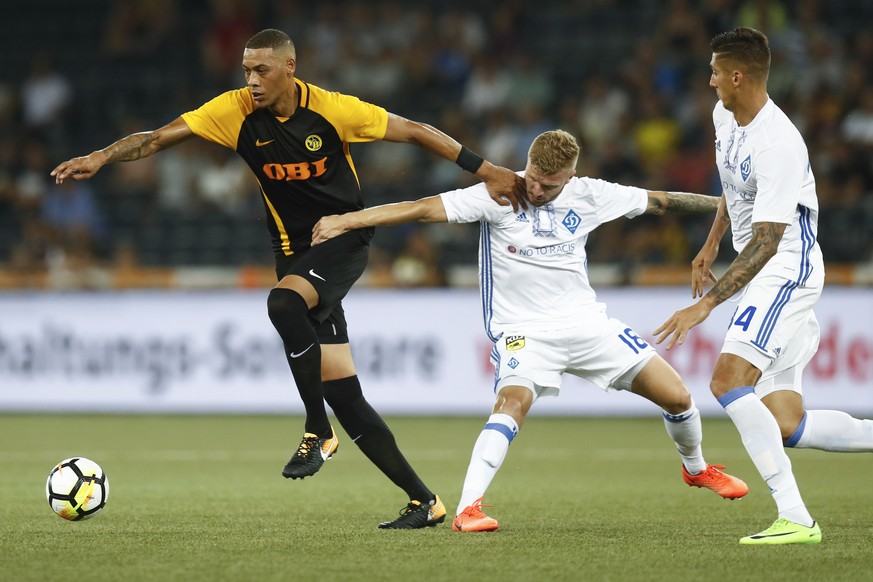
xmin=2 ymin=414 xmax=871 ymax=581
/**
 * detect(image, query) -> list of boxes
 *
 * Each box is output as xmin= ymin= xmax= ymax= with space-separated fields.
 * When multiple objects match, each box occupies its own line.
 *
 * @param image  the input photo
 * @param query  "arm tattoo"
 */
xmin=645 ymin=192 xmax=720 ymax=215
xmin=705 ymin=222 xmax=783 ymax=306
xmin=104 ymin=133 xmax=157 ymax=163
xmin=663 ymin=192 xmax=721 ymax=215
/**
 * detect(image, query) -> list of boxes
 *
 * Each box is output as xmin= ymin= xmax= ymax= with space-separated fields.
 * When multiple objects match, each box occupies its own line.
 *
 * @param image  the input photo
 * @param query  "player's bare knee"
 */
xmin=660 ymin=390 xmax=692 ymax=415
xmin=709 ymin=373 xmax=742 ymax=398
xmin=709 ymin=368 xmax=734 ymax=398
xmin=710 ymin=353 xmax=761 ymax=397
xmin=493 ymin=399 xmax=526 ymax=425
xmin=630 ymin=370 xmax=691 ymax=413
xmin=493 ymin=384 xmax=533 ymax=426
xmin=709 ymin=380 xmax=731 ymax=399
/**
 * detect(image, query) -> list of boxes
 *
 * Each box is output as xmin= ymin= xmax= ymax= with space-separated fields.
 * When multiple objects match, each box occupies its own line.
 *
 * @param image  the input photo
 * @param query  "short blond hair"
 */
xmin=528 ymin=130 xmax=580 ymax=175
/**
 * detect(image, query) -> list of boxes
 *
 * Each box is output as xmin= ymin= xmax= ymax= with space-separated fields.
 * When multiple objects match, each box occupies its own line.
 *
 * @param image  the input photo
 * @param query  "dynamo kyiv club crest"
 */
xmin=740 ymin=155 xmax=751 ymax=181
xmin=562 ymin=210 xmax=581 ymax=234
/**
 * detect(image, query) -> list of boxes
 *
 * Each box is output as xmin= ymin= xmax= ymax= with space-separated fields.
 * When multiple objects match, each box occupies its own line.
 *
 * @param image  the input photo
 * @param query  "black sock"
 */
xmin=286 ymin=344 xmax=329 ymax=436
xmin=324 ymin=376 xmax=432 ymax=502
xmin=267 ymin=289 xmax=330 ymax=435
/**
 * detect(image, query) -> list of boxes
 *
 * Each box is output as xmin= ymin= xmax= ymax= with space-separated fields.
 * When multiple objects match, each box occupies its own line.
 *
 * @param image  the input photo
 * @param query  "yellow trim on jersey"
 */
xmin=343 ymin=143 xmax=360 ymax=188
xmin=299 ymin=80 xmax=386 ymax=189
xmin=180 ymin=79 xmax=387 ymax=256
xmin=303 ymin=81 xmax=388 ymax=143
xmin=181 ymin=89 xmax=254 ymax=150
xmin=256 ymin=177 xmax=293 ymax=256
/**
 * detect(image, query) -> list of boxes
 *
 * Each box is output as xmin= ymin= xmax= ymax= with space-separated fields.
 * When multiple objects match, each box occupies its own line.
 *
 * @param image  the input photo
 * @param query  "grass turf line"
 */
xmin=2 ymin=415 xmax=871 ymax=581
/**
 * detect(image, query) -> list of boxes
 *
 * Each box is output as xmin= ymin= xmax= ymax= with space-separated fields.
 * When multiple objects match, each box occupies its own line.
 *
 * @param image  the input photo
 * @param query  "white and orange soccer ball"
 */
xmin=45 ymin=457 xmax=109 ymax=521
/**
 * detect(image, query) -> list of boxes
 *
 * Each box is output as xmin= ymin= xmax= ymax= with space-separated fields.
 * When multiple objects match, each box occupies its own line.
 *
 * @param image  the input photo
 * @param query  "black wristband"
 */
xmin=456 ymin=146 xmax=484 ymax=174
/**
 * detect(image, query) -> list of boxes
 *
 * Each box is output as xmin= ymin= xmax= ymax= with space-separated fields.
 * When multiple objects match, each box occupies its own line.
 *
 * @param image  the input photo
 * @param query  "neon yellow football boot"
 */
xmin=739 ymin=518 xmax=822 ymax=545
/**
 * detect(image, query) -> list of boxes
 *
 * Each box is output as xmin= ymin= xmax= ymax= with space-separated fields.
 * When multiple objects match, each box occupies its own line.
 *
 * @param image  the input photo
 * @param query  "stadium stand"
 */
xmin=1 ymin=0 xmax=871 ymax=289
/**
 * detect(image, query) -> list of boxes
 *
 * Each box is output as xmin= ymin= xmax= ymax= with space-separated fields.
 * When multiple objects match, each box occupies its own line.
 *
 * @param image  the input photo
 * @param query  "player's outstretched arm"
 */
xmin=645 ymin=191 xmax=729 ymax=297
xmin=643 ymin=191 xmax=721 ymax=215
xmin=51 ymin=117 xmax=194 ymax=183
xmin=382 ymin=113 xmax=526 ymax=211
xmin=653 ymin=220 xmax=786 ymax=349
xmin=311 ymin=195 xmax=448 ymax=246
xmin=691 ymin=194 xmax=730 ymax=298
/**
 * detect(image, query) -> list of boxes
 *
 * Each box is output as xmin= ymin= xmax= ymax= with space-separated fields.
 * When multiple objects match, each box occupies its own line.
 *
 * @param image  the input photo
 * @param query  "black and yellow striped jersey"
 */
xmin=181 ymin=79 xmax=388 ymax=255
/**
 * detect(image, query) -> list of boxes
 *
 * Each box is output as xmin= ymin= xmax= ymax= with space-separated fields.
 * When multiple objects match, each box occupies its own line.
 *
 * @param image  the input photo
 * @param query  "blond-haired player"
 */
xmin=313 ymin=129 xmax=749 ymax=532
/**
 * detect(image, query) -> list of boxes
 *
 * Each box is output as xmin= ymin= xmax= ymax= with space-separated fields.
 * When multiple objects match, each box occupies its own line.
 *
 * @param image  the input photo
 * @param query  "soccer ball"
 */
xmin=45 ymin=457 xmax=109 ymax=521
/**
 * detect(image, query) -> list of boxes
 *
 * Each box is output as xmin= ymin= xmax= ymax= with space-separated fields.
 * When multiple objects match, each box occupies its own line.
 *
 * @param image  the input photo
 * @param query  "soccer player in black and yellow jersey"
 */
xmin=52 ymin=28 xmax=524 ymax=529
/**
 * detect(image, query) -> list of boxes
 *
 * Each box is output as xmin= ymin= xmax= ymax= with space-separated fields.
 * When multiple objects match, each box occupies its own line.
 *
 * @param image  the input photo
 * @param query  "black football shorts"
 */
xmin=273 ymin=227 xmax=373 ymax=344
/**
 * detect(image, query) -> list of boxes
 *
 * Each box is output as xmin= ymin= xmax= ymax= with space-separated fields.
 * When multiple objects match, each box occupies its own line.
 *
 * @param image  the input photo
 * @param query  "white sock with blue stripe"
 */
xmin=456 ymin=413 xmax=518 ymax=516
xmin=786 ymin=410 xmax=873 ymax=452
xmin=719 ymin=386 xmax=813 ymax=527
xmin=663 ymin=404 xmax=706 ymax=475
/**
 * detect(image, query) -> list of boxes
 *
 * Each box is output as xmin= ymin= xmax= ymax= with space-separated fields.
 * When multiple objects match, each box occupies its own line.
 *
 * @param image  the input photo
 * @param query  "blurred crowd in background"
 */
xmin=1 ymin=0 xmax=872 ymax=289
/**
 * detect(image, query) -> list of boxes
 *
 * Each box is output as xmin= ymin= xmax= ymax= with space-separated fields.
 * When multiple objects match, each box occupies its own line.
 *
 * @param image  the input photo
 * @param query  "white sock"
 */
xmin=719 ymin=386 xmax=813 ymax=527
xmin=455 ymin=413 xmax=518 ymax=516
xmin=788 ymin=410 xmax=873 ymax=452
xmin=662 ymin=404 xmax=707 ymax=475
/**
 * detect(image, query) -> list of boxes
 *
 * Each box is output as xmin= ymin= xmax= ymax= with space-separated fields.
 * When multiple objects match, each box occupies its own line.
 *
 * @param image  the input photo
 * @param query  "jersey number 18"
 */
xmin=618 ymin=328 xmax=649 ymax=354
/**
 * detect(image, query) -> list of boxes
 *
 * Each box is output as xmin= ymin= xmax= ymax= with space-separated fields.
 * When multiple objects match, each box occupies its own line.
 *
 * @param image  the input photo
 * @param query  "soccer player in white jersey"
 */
xmin=655 ymin=27 xmax=873 ymax=546
xmin=312 ymin=129 xmax=749 ymax=532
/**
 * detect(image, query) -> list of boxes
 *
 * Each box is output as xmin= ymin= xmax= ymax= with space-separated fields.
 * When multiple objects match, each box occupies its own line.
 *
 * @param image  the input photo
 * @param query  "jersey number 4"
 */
xmin=732 ymin=306 xmax=757 ymax=331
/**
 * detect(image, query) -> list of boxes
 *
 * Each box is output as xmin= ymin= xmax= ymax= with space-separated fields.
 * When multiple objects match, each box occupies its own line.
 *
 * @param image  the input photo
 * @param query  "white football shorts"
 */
xmin=490 ymin=310 xmax=656 ymax=401
xmin=721 ymin=274 xmax=822 ymax=398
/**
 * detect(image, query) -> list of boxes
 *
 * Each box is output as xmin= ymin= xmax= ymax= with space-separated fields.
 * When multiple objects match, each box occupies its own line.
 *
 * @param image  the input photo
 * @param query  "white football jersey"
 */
xmin=440 ymin=176 xmax=647 ymax=340
xmin=713 ymin=99 xmax=824 ymax=287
